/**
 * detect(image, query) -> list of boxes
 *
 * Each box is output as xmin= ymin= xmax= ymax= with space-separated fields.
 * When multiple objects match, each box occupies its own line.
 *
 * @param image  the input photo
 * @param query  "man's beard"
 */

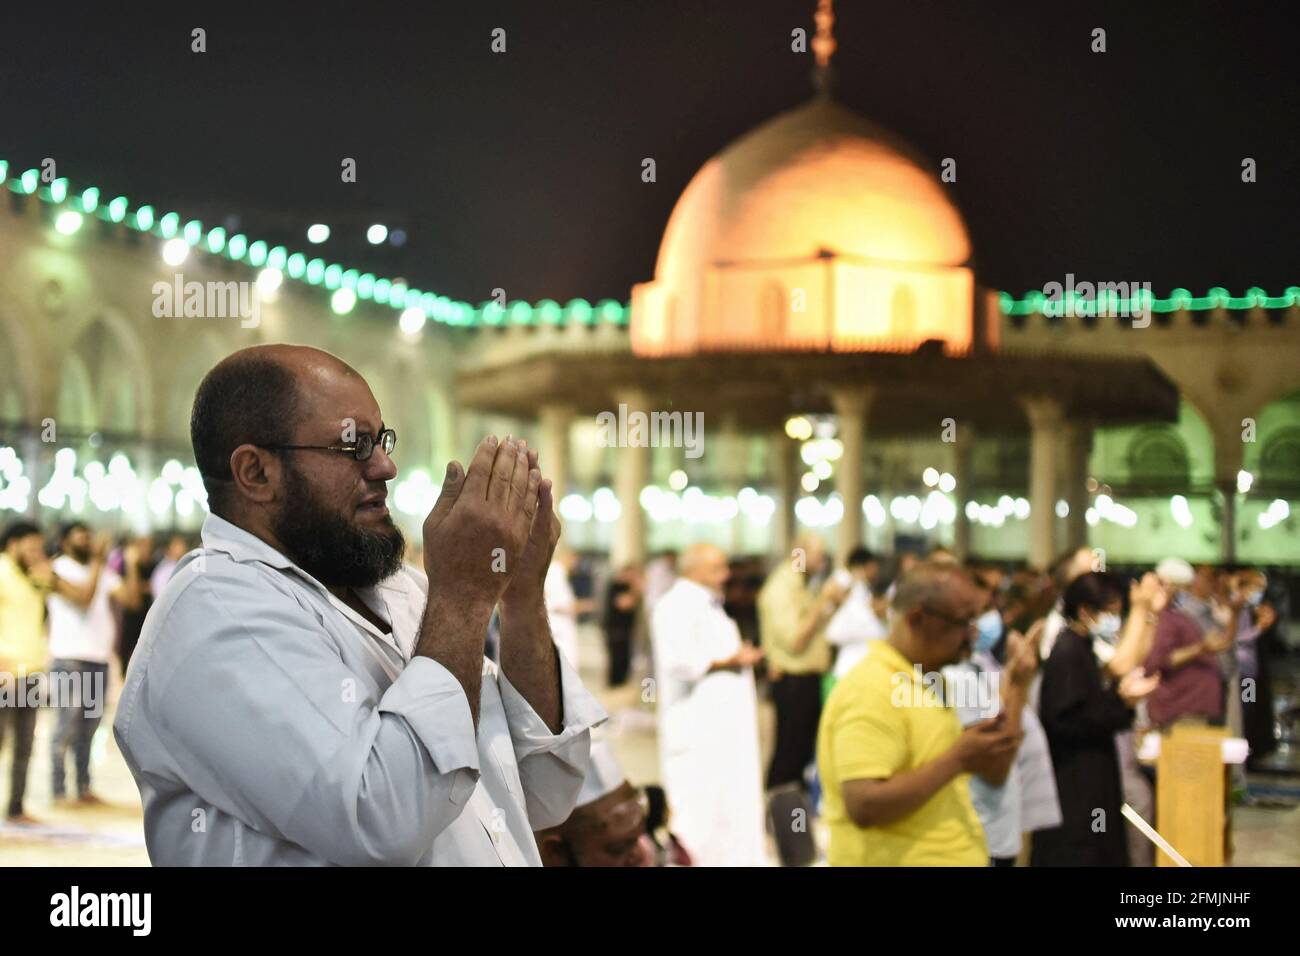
xmin=271 ymin=463 xmax=405 ymax=589
xmin=68 ymin=544 xmax=91 ymax=563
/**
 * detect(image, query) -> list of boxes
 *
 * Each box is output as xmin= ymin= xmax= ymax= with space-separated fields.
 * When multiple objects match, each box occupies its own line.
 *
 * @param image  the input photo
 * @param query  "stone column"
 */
xmin=20 ymin=430 xmax=46 ymax=521
xmin=951 ymin=422 xmax=975 ymax=561
xmin=771 ymin=429 xmax=798 ymax=560
xmin=1061 ymin=420 xmax=1093 ymax=551
xmin=1210 ymin=417 xmax=1247 ymax=564
xmin=611 ymin=389 xmax=650 ymax=569
xmin=831 ymin=386 xmax=874 ymax=565
xmin=537 ymin=403 xmax=574 ymax=501
xmin=1021 ymin=396 xmax=1064 ymax=571
xmin=716 ymin=414 xmax=747 ymax=554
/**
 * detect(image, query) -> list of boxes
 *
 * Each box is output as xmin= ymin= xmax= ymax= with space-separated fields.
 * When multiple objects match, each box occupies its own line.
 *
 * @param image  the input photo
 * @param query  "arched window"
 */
xmin=890 ymin=284 xmax=917 ymax=341
xmin=1259 ymin=426 xmax=1300 ymax=496
xmin=1126 ymin=427 xmax=1190 ymax=492
xmin=760 ymin=281 xmax=786 ymax=345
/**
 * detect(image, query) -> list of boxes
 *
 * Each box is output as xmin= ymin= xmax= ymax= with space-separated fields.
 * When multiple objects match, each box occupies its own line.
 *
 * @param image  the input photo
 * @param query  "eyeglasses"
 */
xmin=922 ymin=606 xmax=978 ymax=632
xmin=263 ymin=428 xmax=396 ymax=462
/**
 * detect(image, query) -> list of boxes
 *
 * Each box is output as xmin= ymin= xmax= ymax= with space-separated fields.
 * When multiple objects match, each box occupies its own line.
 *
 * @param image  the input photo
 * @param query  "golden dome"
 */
xmin=654 ymin=96 xmax=971 ymax=284
xmin=631 ymin=95 xmax=977 ymax=357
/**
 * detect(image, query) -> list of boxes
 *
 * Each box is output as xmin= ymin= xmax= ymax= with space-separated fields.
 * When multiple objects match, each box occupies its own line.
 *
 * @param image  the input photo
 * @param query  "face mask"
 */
xmin=974 ymin=609 xmax=1002 ymax=653
xmin=1090 ymin=611 xmax=1122 ymax=643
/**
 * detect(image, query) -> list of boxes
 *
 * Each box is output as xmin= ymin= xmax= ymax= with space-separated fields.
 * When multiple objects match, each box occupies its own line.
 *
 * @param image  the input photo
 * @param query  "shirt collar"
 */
xmin=201 ymin=513 xmax=405 ymax=650
xmin=873 ymin=638 xmax=915 ymax=675
xmin=200 ymin=512 xmax=299 ymax=571
xmin=676 ymin=577 xmax=723 ymax=606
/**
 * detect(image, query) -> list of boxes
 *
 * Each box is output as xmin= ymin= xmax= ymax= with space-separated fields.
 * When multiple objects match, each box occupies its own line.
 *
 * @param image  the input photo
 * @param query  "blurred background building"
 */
xmin=2 ymin=86 xmax=1298 ymax=574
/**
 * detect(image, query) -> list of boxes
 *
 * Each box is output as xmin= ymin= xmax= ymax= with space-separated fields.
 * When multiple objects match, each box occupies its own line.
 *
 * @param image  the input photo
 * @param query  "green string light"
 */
xmin=1003 ymin=286 xmax=1297 ymax=315
xmin=566 ymin=298 xmax=593 ymax=325
xmin=5 ymin=155 xmax=1288 ymax=331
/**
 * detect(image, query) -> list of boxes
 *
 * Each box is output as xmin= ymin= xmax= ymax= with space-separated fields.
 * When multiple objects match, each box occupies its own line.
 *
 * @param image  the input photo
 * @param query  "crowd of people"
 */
xmin=555 ymin=534 xmax=1287 ymax=867
xmin=0 ymin=521 xmax=190 ymax=823
xmin=1 ymin=506 xmax=1289 ymax=868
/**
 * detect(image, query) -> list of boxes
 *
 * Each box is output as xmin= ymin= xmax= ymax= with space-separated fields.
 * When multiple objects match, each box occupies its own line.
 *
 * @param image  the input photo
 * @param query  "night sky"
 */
xmin=3 ymin=1 xmax=1296 ymax=305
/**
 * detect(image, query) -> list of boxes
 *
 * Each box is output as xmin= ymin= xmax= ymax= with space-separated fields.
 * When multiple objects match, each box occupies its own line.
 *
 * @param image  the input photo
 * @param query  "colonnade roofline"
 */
xmin=455 ymin=347 xmax=1179 ymax=435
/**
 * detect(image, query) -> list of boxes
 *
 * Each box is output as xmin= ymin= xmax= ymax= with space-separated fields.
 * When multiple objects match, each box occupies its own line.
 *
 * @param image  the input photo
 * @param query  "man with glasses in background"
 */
xmin=817 ymin=562 xmax=1032 ymax=866
xmin=114 ymin=344 xmax=604 ymax=866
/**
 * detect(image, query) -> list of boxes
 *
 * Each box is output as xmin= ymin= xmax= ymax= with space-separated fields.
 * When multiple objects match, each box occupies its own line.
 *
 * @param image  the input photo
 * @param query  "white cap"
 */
xmin=577 ymin=737 xmax=626 ymax=807
xmin=1155 ymin=557 xmax=1195 ymax=586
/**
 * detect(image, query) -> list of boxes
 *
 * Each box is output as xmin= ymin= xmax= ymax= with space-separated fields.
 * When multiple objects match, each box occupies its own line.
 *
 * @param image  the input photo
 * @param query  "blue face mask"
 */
xmin=1090 ymin=612 xmax=1122 ymax=643
xmin=974 ymin=609 xmax=1002 ymax=653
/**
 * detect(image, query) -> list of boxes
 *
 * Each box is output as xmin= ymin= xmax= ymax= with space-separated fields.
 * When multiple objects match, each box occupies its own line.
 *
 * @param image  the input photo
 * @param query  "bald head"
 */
xmin=890 ymin=561 xmax=984 ymax=669
xmin=191 ymin=344 xmax=364 ymax=515
xmin=680 ymin=542 xmax=730 ymax=592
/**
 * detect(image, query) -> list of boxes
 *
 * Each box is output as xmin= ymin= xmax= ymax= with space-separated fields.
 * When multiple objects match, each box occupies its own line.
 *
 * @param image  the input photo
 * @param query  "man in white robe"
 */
xmin=651 ymin=543 xmax=766 ymax=866
xmin=544 ymin=547 xmax=581 ymax=669
xmin=114 ymin=346 xmax=604 ymax=866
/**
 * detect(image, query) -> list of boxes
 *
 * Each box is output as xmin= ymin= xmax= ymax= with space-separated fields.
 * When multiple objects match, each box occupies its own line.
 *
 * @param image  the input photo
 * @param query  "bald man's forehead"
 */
xmin=290 ymin=361 xmax=383 ymax=439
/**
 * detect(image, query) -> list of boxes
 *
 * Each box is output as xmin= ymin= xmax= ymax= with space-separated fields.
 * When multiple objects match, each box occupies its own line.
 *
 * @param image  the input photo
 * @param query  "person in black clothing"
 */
xmin=1032 ymin=573 xmax=1160 ymax=866
xmin=114 ymin=532 xmax=157 ymax=678
xmin=603 ymin=564 xmax=642 ymax=687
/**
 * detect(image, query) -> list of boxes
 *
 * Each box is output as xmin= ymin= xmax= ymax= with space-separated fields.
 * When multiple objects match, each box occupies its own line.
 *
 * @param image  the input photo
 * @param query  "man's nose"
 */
xmin=364 ymin=447 xmax=398 ymax=482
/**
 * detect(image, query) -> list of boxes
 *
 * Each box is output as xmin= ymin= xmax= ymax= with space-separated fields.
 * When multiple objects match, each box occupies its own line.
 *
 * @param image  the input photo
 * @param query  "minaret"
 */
xmin=811 ymin=0 xmax=837 ymax=96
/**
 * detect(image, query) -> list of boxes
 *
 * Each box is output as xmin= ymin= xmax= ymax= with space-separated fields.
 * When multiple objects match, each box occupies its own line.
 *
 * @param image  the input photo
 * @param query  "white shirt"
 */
xmin=113 ymin=513 xmax=606 ymax=866
xmin=651 ymin=578 xmax=766 ymax=866
xmin=946 ymin=651 xmax=1061 ymax=858
xmin=825 ymin=580 xmax=887 ymax=679
xmin=47 ymin=555 xmax=121 ymax=664
xmin=544 ymin=561 xmax=579 ymax=669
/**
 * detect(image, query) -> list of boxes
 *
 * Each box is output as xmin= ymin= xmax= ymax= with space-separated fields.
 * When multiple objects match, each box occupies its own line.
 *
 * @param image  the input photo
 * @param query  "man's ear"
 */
xmin=228 ymin=444 xmax=280 ymax=505
xmin=905 ymin=607 xmax=926 ymax=634
xmin=536 ymin=831 xmax=576 ymax=868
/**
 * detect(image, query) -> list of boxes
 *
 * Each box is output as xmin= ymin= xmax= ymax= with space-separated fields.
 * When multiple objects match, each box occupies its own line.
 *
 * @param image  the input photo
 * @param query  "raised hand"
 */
xmin=952 ymin=715 xmax=1023 ymax=776
xmin=422 ymin=435 xmax=540 ymax=610
xmin=1131 ymin=572 xmax=1164 ymax=611
xmin=1117 ymin=668 xmax=1160 ymax=706
xmin=501 ymin=444 xmax=562 ymax=614
xmin=1003 ymin=618 xmax=1043 ymax=687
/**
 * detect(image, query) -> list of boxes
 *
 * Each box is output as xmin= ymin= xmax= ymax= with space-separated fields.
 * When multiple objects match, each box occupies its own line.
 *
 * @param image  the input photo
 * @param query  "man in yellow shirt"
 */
xmin=0 ymin=521 xmax=54 ymax=824
xmin=817 ymin=561 xmax=1033 ymax=866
